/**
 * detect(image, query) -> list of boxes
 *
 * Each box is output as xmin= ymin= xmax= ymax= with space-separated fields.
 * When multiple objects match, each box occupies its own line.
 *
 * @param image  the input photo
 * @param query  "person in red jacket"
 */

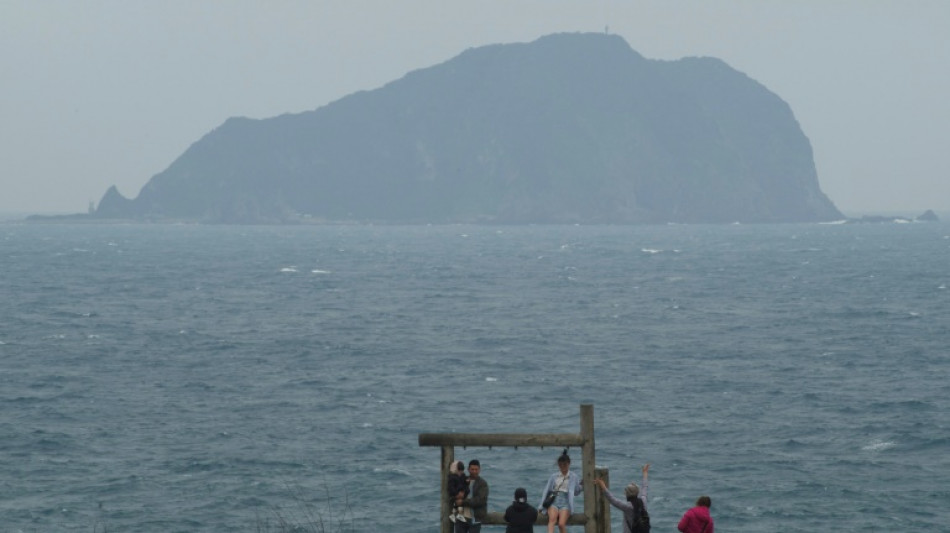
xmin=677 ymin=495 xmax=714 ymax=533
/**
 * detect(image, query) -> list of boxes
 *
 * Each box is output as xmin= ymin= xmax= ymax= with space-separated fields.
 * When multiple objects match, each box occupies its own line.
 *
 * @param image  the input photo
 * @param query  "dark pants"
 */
xmin=453 ymin=520 xmax=481 ymax=533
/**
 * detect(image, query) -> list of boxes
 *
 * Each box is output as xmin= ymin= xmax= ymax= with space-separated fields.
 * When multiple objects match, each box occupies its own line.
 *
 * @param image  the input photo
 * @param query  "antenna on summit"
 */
xmin=604 ymin=25 xmax=609 ymax=35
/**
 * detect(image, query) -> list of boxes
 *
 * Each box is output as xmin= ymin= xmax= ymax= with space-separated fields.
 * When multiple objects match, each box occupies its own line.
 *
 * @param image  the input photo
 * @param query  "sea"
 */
xmin=1 ymin=222 xmax=948 ymax=533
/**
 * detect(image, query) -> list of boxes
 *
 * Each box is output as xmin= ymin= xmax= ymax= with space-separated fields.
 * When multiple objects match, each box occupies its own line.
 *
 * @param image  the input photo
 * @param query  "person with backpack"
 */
xmin=592 ymin=463 xmax=650 ymax=533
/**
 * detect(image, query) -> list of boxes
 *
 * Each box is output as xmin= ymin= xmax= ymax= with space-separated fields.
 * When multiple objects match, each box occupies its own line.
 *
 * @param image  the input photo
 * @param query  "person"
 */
xmin=677 ymin=495 xmax=714 ymax=533
xmin=504 ymin=487 xmax=539 ymax=533
xmin=592 ymin=463 xmax=650 ymax=533
xmin=539 ymin=448 xmax=583 ymax=533
xmin=447 ymin=460 xmax=469 ymax=523
xmin=455 ymin=459 xmax=489 ymax=533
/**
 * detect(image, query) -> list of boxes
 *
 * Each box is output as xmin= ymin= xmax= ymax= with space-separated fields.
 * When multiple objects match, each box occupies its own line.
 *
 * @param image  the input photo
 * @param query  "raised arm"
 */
xmin=641 ymin=463 xmax=650 ymax=502
xmin=592 ymin=478 xmax=633 ymax=512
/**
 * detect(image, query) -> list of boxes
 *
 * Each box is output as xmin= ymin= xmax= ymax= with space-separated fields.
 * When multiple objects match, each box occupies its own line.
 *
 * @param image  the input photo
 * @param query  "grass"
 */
xmin=254 ymin=485 xmax=354 ymax=533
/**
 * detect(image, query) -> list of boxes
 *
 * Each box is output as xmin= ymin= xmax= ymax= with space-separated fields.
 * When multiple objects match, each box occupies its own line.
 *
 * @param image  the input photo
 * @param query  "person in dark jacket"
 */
xmin=504 ymin=487 xmax=538 ymax=533
xmin=455 ymin=459 xmax=489 ymax=533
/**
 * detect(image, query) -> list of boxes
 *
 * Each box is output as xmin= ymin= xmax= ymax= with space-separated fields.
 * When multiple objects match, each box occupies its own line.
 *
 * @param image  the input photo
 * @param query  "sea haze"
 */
xmin=1 ymin=223 xmax=948 ymax=532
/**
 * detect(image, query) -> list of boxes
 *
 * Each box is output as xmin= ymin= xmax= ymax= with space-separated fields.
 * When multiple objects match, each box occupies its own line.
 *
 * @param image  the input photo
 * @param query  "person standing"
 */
xmin=539 ymin=448 xmax=583 ymax=533
xmin=455 ymin=459 xmax=489 ymax=533
xmin=504 ymin=487 xmax=539 ymax=533
xmin=592 ymin=463 xmax=650 ymax=533
xmin=677 ymin=495 xmax=714 ymax=533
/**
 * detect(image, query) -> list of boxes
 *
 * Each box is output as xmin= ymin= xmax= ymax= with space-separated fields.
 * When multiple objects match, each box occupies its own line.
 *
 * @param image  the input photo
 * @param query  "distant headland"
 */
xmin=39 ymin=33 xmax=872 ymax=224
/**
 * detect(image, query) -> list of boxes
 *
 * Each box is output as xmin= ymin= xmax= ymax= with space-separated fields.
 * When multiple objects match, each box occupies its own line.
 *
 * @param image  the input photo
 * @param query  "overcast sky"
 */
xmin=2 ymin=1 xmax=948 ymax=216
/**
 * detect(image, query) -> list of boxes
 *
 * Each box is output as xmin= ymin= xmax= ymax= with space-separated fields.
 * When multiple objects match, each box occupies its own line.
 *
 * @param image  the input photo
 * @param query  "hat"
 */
xmin=514 ymin=487 xmax=527 ymax=503
xmin=624 ymin=482 xmax=640 ymax=499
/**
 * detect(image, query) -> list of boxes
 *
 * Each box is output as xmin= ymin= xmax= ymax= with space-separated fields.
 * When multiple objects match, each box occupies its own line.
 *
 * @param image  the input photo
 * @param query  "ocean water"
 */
xmin=1 ymin=222 xmax=948 ymax=532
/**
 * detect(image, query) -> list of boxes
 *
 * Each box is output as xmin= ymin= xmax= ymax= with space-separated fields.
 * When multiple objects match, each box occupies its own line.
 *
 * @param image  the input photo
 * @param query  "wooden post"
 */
xmin=580 ymin=404 xmax=596 ymax=533
xmin=594 ymin=467 xmax=611 ymax=533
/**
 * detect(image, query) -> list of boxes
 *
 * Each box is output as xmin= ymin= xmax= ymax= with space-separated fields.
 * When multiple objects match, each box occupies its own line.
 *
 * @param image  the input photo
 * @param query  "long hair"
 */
xmin=628 ymin=492 xmax=645 ymax=520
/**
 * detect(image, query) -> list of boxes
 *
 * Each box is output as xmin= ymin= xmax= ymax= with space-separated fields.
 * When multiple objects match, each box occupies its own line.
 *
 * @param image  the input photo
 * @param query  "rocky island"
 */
xmin=91 ymin=32 xmax=843 ymax=224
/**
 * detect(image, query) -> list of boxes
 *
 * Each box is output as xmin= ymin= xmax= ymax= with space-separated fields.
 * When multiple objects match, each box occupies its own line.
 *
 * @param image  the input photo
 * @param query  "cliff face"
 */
xmin=97 ymin=32 xmax=843 ymax=224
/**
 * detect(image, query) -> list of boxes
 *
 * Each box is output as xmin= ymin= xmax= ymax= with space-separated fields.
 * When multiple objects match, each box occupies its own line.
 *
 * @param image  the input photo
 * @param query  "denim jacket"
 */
xmin=538 ymin=470 xmax=583 ymax=513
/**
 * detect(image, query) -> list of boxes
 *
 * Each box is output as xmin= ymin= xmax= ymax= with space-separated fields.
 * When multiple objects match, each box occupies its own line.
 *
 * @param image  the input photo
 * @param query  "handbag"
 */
xmin=542 ymin=474 xmax=568 ymax=508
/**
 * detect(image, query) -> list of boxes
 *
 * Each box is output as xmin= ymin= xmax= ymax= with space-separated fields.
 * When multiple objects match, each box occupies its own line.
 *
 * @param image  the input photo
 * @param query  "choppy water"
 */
xmin=1 ymin=222 xmax=949 ymax=532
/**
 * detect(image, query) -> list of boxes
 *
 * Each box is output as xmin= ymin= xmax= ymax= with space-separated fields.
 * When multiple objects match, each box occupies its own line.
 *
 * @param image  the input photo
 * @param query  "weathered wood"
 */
xmin=481 ymin=511 xmax=588 ymax=526
xmin=419 ymin=433 xmax=585 ymax=448
xmin=594 ymin=467 xmax=611 ymax=533
xmin=580 ymin=404 xmax=597 ymax=533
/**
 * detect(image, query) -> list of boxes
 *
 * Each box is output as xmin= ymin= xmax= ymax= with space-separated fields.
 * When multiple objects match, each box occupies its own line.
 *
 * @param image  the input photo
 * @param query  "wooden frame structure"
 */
xmin=418 ymin=404 xmax=611 ymax=533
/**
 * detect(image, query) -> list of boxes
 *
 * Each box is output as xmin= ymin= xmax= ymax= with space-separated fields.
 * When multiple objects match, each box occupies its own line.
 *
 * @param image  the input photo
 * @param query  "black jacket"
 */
xmin=448 ymin=473 xmax=469 ymax=501
xmin=504 ymin=501 xmax=538 ymax=533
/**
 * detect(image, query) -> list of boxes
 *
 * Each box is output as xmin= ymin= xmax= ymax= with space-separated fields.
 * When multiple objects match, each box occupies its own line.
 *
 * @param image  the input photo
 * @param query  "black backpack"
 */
xmin=625 ymin=499 xmax=650 ymax=533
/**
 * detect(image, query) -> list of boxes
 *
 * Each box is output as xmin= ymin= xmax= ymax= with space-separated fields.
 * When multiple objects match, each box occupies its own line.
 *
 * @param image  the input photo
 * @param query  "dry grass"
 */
xmin=254 ymin=485 xmax=353 ymax=533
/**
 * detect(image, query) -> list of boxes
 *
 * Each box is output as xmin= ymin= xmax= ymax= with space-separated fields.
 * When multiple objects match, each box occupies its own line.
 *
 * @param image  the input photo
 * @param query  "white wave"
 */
xmin=373 ymin=466 xmax=412 ymax=476
xmin=820 ymin=219 xmax=849 ymax=225
xmin=311 ymin=269 xmax=331 ymax=274
xmin=862 ymin=440 xmax=896 ymax=452
xmin=279 ymin=267 xmax=298 ymax=273
xmin=641 ymin=248 xmax=661 ymax=254
xmin=485 ymin=377 xmax=498 ymax=382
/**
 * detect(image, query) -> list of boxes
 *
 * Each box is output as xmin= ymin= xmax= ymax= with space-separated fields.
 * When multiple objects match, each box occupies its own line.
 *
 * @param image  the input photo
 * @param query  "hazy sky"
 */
xmin=2 ymin=1 xmax=948 ymax=215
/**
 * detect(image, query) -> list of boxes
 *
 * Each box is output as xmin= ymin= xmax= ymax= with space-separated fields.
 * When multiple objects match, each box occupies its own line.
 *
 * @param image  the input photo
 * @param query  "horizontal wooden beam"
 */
xmin=481 ymin=511 xmax=587 ymax=526
xmin=418 ymin=433 xmax=585 ymax=448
